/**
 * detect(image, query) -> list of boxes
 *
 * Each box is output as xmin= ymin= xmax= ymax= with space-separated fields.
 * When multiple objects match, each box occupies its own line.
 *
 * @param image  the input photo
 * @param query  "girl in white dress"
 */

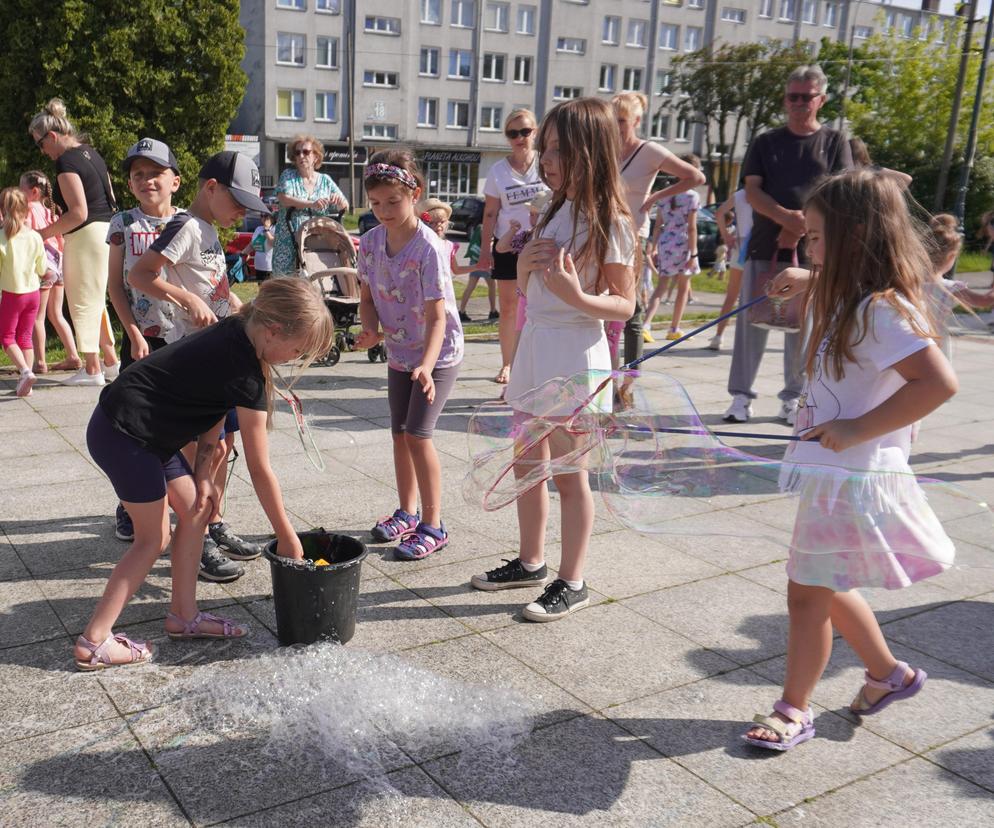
xmin=743 ymin=169 xmax=959 ymax=751
xmin=470 ymin=98 xmax=637 ymax=622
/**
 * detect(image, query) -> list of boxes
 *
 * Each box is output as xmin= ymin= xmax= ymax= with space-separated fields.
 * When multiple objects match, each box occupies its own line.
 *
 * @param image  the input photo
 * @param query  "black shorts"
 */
xmin=491 ymin=240 xmax=518 ymax=281
xmin=119 ymin=335 xmax=168 ymax=373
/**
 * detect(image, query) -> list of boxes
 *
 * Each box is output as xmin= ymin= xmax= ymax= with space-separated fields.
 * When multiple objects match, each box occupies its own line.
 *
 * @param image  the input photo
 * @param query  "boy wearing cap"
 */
xmin=129 ymin=150 xmax=271 ymax=582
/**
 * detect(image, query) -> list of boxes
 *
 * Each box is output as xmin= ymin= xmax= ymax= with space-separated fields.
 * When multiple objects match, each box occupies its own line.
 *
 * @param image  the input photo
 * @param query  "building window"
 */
xmin=655 ymin=70 xmax=673 ymax=95
xmin=449 ymin=49 xmax=473 ymax=79
xmin=722 ymin=8 xmax=746 ymax=24
xmin=623 ymin=67 xmax=642 ymax=91
xmin=363 ymin=123 xmax=398 ymax=140
xmin=779 ymin=0 xmax=796 ymax=22
xmin=676 ymin=117 xmax=691 ymax=142
xmin=556 ymin=37 xmax=586 ymax=55
xmin=420 ymin=47 xmax=440 ymax=76
xmin=899 ymin=13 xmax=914 ymax=38
xmin=316 ymin=36 xmax=338 ymax=69
xmin=517 ymin=4 xmax=536 ymax=35
xmin=485 ymin=1 xmax=509 ymax=31
xmin=685 ymin=26 xmax=702 ymax=52
xmin=418 ymin=97 xmax=438 ymax=127
xmin=420 ymin=0 xmax=441 ymax=24
xmin=365 ymin=15 xmax=400 ymax=35
xmin=447 ymin=100 xmax=470 ymax=128
xmin=514 ymin=55 xmax=532 ymax=84
xmin=363 ymin=70 xmax=399 ymax=88
xmin=854 ymin=25 xmax=872 ymax=39
xmin=688 ymin=0 xmax=705 ymax=8
xmin=276 ymin=33 xmax=305 ymax=66
xmin=603 ymin=16 xmax=620 ymax=45
xmin=276 ymin=89 xmax=304 ymax=120
xmin=425 ymin=163 xmax=479 ymax=200
xmin=599 ymin=64 xmax=617 ymax=92
xmin=482 ymin=53 xmax=506 ymax=81
xmin=451 ymin=0 xmax=476 ymax=28
xmin=480 ymin=105 xmax=503 ymax=130
xmin=276 ymin=0 xmax=305 ymax=9
xmin=759 ymin=0 xmax=773 ymax=18
xmin=315 ymin=91 xmax=337 ymax=122
xmin=315 ymin=0 xmax=340 ymax=12
xmin=627 ymin=19 xmax=647 ymax=48
xmin=802 ymin=0 xmax=817 ymax=24
xmin=650 ymin=112 xmax=670 ymax=140
xmin=823 ymin=2 xmax=837 ymax=27
xmin=553 ymin=86 xmax=582 ymax=100
xmin=659 ymin=24 xmax=679 ymax=51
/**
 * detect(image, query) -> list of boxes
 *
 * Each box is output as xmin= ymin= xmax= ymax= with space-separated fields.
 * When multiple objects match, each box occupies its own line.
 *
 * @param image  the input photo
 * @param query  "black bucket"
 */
xmin=264 ymin=529 xmax=368 ymax=646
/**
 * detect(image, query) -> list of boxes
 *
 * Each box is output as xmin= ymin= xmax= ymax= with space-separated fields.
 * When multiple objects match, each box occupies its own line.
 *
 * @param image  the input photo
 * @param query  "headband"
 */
xmin=364 ymin=163 xmax=418 ymax=190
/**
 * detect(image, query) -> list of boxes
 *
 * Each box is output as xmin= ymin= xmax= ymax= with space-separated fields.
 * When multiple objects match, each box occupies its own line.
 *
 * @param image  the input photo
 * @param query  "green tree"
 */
xmin=0 ymin=0 xmax=245 ymax=209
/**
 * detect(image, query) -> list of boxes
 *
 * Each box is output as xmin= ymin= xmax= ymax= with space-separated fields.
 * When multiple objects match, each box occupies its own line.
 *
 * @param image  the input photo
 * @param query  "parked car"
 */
xmin=358 ymin=210 xmax=380 ymax=235
xmin=696 ymin=206 xmax=720 ymax=267
xmin=448 ymin=196 xmax=485 ymax=237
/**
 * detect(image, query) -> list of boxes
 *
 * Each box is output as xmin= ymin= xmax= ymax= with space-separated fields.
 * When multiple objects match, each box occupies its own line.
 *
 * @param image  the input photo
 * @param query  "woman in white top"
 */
xmin=478 ymin=109 xmax=550 ymax=386
xmin=612 ymin=92 xmax=705 ymax=358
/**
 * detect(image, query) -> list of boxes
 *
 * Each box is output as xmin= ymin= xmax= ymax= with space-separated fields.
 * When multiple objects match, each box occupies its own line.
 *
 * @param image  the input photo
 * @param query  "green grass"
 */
xmin=957 ymin=250 xmax=992 ymax=273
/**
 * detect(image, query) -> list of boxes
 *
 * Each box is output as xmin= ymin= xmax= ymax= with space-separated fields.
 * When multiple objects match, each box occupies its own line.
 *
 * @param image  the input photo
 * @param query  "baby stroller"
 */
xmin=294 ymin=216 xmax=386 ymax=365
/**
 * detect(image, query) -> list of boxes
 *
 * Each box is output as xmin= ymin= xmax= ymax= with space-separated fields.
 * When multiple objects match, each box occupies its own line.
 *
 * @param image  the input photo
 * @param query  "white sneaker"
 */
xmin=16 ymin=370 xmax=36 ymax=397
xmin=61 ymin=368 xmax=105 ymax=387
xmin=779 ymin=399 xmax=798 ymax=426
xmin=103 ymin=361 xmax=121 ymax=380
xmin=707 ymin=333 xmax=723 ymax=351
xmin=723 ymin=394 xmax=752 ymax=423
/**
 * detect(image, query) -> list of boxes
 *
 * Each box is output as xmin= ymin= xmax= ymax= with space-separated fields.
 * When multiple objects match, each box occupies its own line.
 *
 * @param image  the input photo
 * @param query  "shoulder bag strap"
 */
xmin=620 ymin=142 xmax=646 ymax=174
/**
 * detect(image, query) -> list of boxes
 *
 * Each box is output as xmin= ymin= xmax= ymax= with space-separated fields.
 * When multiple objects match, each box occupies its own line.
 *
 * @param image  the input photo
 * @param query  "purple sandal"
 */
xmin=742 ymin=699 xmax=816 ymax=751
xmin=370 ymin=509 xmax=420 ymax=543
xmin=850 ymin=660 xmax=926 ymax=716
xmin=395 ymin=522 xmax=448 ymax=561
xmin=75 ymin=633 xmax=153 ymax=672
xmin=166 ymin=611 xmax=250 ymax=640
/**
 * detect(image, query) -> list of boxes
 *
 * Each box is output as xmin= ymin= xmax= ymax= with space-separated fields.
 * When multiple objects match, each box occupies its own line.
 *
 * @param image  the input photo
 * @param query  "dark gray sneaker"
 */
xmin=209 ymin=521 xmax=263 ymax=560
xmin=199 ymin=536 xmax=245 ymax=582
xmin=471 ymin=557 xmax=548 ymax=591
xmin=522 ymin=579 xmax=589 ymax=622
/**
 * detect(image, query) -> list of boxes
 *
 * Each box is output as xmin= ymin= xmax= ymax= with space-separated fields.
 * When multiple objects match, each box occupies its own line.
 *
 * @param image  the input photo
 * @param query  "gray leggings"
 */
xmin=388 ymin=362 xmax=461 ymax=438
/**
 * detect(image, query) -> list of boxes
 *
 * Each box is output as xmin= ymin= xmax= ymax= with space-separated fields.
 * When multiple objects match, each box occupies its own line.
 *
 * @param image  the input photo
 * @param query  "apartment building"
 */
xmin=230 ymin=0 xmax=957 ymax=203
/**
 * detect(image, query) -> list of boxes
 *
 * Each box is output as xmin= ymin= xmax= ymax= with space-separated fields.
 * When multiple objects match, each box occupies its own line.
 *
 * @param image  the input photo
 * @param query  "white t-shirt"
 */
xmin=483 ymin=156 xmax=549 ymax=240
xmin=251 ymin=225 xmax=273 ymax=272
xmin=785 ymin=296 xmax=932 ymax=473
xmin=150 ymin=213 xmax=232 ymax=343
xmin=733 ymin=188 xmax=754 ymax=247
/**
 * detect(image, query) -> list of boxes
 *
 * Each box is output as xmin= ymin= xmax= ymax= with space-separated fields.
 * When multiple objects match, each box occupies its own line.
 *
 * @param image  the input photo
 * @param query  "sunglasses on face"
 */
xmin=293 ymin=148 xmax=314 ymax=157
xmin=505 ymin=127 xmax=534 ymax=140
xmin=34 ymin=132 xmax=49 ymax=149
xmin=786 ymin=92 xmax=821 ymax=103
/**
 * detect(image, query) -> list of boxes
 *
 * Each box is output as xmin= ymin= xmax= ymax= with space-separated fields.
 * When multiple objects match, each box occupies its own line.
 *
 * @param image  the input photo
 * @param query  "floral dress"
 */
xmin=655 ymin=190 xmax=701 ymax=277
xmin=271 ymin=169 xmax=345 ymax=275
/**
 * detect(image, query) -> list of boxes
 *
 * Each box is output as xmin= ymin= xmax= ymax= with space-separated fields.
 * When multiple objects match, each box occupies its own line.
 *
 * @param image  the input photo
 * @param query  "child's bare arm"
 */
xmin=952 ymin=284 xmax=994 ymax=308
xmin=356 ymin=282 xmax=382 ymax=348
xmin=449 ymin=251 xmax=478 ymax=275
xmin=106 ymin=243 xmax=147 ymax=358
xmin=130 ymin=250 xmax=217 ymax=327
xmin=495 ymin=221 xmax=522 ymax=254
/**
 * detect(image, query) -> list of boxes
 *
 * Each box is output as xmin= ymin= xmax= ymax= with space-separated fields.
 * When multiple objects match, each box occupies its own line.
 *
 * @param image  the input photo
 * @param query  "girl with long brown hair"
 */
xmin=742 ymin=169 xmax=959 ymax=750
xmin=470 ymin=97 xmax=637 ymax=621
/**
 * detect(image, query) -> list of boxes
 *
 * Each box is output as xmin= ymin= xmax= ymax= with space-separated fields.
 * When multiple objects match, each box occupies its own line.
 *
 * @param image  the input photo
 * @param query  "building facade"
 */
xmin=230 ymin=0 xmax=957 ymax=204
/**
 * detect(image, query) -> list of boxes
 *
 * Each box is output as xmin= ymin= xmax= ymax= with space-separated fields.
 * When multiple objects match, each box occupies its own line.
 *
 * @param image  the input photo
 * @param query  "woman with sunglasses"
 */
xmin=271 ymin=134 xmax=349 ymax=276
xmin=28 ymin=98 xmax=121 ymax=386
xmin=478 ymin=109 xmax=549 ymax=386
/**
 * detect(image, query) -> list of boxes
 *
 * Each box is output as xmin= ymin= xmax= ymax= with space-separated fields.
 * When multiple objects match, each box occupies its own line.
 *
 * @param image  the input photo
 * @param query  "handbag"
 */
xmin=747 ymin=248 xmax=805 ymax=332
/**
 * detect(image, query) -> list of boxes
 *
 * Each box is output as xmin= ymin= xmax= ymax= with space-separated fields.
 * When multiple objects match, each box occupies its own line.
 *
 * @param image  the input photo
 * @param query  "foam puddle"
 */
xmin=175 ymin=642 xmax=535 ymax=784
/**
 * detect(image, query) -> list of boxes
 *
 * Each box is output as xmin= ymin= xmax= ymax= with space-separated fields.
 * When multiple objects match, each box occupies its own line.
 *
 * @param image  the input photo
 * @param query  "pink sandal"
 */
xmin=75 ymin=633 xmax=153 ymax=672
xmin=850 ymin=660 xmax=926 ymax=715
xmin=742 ymin=699 xmax=816 ymax=751
xmin=166 ymin=610 xmax=250 ymax=640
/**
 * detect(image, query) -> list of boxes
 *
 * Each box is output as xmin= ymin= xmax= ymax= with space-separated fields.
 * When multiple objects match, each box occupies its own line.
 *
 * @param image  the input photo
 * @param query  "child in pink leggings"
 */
xmin=0 ymin=188 xmax=47 ymax=397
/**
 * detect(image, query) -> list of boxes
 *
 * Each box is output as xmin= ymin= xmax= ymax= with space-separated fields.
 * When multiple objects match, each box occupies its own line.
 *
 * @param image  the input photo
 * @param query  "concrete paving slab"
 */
xmin=926 ymin=723 xmax=994 ymax=796
xmin=0 ymin=577 xmax=66 ymax=648
xmin=0 ymin=538 xmax=30 ymax=582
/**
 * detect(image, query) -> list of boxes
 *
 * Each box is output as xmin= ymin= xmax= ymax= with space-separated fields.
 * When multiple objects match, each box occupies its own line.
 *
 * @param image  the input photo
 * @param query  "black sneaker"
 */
xmin=115 ymin=503 xmax=134 ymax=542
xmin=209 ymin=521 xmax=263 ymax=560
xmin=471 ymin=557 xmax=548 ymax=591
xmin=458 ymin=310 xmax=472 ymax=323
xmin=488 ymin=310 xmax=500 ymax=321
xmin=521 ymin=579 xmax=589 ymax=623
xmin=199 ymin=536 xmax=244 ymax=582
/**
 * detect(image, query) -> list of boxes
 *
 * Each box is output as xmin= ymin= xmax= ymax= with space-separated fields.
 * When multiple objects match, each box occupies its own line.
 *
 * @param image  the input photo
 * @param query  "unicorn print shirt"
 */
xmin=358 ymin=222 xmax=464 ymax=372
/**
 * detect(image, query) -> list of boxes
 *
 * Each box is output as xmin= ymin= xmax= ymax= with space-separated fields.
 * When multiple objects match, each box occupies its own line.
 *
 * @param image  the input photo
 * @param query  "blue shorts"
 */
xmin=87 ymin=405 xmax=193 ymax=503
xmin=219 ymin=409 xmax=239 ymax=441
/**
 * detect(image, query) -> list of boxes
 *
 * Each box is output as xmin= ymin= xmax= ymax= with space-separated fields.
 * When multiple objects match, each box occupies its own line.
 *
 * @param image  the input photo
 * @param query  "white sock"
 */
xmin=563 ymin=578 xmax=583 ymax=591
xmin=520 ymin=559 xmax=544 ymax=572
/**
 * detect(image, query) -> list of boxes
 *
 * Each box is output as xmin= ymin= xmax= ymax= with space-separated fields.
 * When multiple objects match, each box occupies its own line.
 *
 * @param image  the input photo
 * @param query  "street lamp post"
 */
xmin=837 ymin=0 xmax=868 ymax=130
xmin=953 ymin=5 xmax=994 ymax=227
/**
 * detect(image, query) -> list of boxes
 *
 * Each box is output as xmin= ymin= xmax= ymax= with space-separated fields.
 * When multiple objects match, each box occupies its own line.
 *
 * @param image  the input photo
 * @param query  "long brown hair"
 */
xmin=0 ymin=188 xmax=28 ymax=239
xmin=20 ymin=170 xmax=60 ymax=217
xmin=803 ymin=168 xmax=933 ymax=380
xmin=534 ymin=97 xmax=636 ymax=292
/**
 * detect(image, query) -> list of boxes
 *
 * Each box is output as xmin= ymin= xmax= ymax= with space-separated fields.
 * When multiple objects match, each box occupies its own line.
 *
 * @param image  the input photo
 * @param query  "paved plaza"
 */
xmin=1 ymin=289 xmax=992 ymax=826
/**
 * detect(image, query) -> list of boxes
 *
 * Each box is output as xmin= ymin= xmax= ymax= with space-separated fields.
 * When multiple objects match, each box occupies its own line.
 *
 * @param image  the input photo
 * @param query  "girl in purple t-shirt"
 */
xmin=356 ymin=150 xmax=464 ymax=561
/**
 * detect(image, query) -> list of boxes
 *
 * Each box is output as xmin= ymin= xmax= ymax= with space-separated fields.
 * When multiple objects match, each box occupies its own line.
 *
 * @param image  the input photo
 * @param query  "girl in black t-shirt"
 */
xmin=75 ymin=278 xmax=334 ymax=670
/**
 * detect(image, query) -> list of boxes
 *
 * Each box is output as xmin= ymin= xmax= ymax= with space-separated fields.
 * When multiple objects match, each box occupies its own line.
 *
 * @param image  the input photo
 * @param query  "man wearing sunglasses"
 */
xmin=724 ymin=65 xmax=853 ymax=425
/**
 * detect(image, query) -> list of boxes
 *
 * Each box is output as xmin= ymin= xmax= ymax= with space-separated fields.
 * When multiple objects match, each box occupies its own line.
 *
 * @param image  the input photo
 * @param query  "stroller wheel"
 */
xmin=322 ymin=345 xmax=341 ymax=367
xmin=378 ymin=347 xmax=387 ymax=363
xmin=335 ymin=332 xmax=348 ymax=351
xmin=367 ymin=345 xmax=380 ymax=363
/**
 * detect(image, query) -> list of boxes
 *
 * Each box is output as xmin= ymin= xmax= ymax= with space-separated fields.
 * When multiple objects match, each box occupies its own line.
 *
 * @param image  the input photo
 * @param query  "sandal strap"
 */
xmin=863 ymin=660 xmax=909 ymax=691
xmin=78 ymin=633 xmax=149 ymax=666
xmin=750 ymin=713 xmax=795 ymax=740
xmin=398 ymin=524 xmax=447 ymax=555
xmin=167 ymin=610 xmax=244 ymax=637
xmin=772 ymin=699 xmax=811 ymax=725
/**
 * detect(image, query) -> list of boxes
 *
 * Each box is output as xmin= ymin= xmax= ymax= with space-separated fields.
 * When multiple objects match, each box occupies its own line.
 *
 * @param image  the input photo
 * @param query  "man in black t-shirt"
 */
xmin=724 ymin=65 xmax=852 ymax=424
